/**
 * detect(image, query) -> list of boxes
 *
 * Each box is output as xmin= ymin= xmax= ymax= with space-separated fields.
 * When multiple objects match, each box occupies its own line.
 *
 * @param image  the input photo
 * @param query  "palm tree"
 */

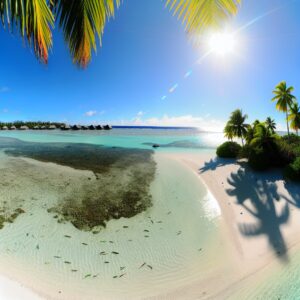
xmin=253 ymin=120 xmax=260 ymax=128
xmin=0 ymin=0 xmax=241 ymax=67
xmin=245 ymin=124 xmax=255 ymax=145
xmin=250 ymin=123 xmax=278 ymax=148
xmin=224 ymin=122 xmax=234 ymax=141
xmin=265 ymin=117 xmax=276 ymax=134
xmin=272 ymin=81 xmax=296 ymax=138
xmin=228 ymin=109 xmax=248 ymax=146
xmin=288 ymin=103 xmax=300 ymax=136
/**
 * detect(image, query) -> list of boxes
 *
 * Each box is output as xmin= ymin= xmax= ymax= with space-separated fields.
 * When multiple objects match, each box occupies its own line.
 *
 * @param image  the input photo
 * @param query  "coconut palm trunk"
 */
xmin=286 ymin=110 xmax=290 ymax=138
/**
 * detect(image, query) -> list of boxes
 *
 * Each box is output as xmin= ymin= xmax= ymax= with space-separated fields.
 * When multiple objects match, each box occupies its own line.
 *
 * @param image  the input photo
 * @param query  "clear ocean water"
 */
xmin=0 ymin=128 xmax=226 ymax=299
xmin=0 ymin=128 xmax=298 ymax=299
xmin=0 ymin=127 xmax=225 ymax=151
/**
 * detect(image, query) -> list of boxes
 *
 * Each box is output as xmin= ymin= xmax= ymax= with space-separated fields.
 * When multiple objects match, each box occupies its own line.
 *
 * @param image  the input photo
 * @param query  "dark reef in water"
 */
xmin=0 ymin=208 xmax=25 ymax=229
xmin=143 ymin=140 xmax=212 ymax=149
xmin=0 ymin=137 xmax=156 ymax=231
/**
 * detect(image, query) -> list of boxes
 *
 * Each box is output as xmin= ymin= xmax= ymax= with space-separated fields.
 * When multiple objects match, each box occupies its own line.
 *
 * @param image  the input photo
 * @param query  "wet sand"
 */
xmin=159 ymin=151 xmax=300 ymax=299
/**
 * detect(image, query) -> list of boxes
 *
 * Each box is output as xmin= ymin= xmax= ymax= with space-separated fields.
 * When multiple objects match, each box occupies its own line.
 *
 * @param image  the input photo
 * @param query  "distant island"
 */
xmin=0 ymin=121 xmax=112 ymax=130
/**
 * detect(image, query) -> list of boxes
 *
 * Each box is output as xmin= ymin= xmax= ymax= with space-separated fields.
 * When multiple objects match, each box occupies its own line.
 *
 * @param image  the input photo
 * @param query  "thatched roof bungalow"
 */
xmin=104 ymin=124 xmax=112 ymax=130
xmin=61 ymin=125 xmax=71 ymax=130
xmin=10 ymin=126 xmax=16 ymax=130
xmin=96 ymin=125 xmax=103 ymax=130
xmin=19 ymin=126 xmax=29 ymax=130
xmin=49 ymin=125 xmax=56 ymax=130
xmin=71 ymin=125 xmax=81 ymax=130
xmin=2 ymin=126 xmax=8 ymax=130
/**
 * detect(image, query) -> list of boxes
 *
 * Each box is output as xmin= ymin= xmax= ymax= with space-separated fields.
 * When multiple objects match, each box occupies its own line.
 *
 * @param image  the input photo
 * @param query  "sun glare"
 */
xmin=208 ymin=32 xmax=236 ymax=56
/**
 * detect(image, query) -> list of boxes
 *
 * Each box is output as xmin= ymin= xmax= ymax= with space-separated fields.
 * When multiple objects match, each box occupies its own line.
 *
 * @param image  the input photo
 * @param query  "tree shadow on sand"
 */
xmin=226 ymin=167 xmax=291 ymax=263
xmin=284 ymin=181 xmax=300 ymax=208
xmin=199 ymin=157 xmax=238 ymax=173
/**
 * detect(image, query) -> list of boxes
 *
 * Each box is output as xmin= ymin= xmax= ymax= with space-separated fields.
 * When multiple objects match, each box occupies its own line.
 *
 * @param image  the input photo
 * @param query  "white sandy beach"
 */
xmin=157 ymin=151 xmax=300 ymax=299
xmin=0 ymin=275 xmax=42 ymax=300
xmin=1 ymin=150 xmax=300 ymax=299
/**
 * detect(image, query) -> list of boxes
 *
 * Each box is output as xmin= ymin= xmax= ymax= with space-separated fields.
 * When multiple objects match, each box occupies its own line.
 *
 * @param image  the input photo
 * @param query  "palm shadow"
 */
xmin=199 ymin=157 xmax=238 ymax=173
xmin=284 ymin=181 xmax=300 ymax=208
xmin=226 ymin=167 xmax=290 ymax=263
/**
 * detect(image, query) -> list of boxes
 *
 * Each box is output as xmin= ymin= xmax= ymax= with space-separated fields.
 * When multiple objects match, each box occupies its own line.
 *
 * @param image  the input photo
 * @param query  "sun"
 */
xmin=208 ymin=32 xmax=236 ymax=56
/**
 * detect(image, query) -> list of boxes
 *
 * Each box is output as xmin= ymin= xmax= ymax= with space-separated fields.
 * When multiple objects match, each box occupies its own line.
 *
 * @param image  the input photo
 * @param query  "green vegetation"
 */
xmin=0 ymin=121 xmax=64 ymax=130
xmin=272 ymin=81 xmax=296 ymax=138
xmin=0 ymin=0 xmax=240 ymax=68
xmin=224 ymin=109 xmax=248 ymax=145
xmin=288 ymin=103 xmax=300 ymax=135
xmin=284 ymin=157 xmax=300 ymax=182
xmin=216 ymin=141 xmax=241 ymax=158
xmin=217 ymin=81 xmax=300 ymax=181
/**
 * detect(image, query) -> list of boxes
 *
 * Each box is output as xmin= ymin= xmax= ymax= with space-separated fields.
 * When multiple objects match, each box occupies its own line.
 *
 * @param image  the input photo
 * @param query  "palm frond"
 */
xmin=166 ymin=0 xmax=241 ymax=34
xmin=52 ymin=0 xmax=120 ymax=67
xmin=0 ymin=0 xmax=54 ymax=63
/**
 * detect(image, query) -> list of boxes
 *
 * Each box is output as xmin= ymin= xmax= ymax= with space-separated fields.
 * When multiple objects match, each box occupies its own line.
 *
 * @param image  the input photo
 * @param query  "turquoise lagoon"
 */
xmin=0 ymin=128 xmax=226 ymax=299
xmin=0 ymin=127 xmax=224 ymax=151
xmin=0 ymin=128 xmax=298 ymax=299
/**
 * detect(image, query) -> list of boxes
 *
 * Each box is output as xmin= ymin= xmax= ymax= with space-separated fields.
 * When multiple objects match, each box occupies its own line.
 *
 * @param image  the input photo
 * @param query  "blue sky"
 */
xmin=0 ymin=0 xmax=300 ymax=130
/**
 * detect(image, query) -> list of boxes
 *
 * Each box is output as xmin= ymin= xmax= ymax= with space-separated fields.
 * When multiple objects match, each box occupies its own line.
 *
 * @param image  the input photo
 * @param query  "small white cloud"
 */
xmin=84 ymin=110 xmax=97 ymax=117
xmin=132 ymin=111 xmax=145 ymax=125
xmin=2 ymin=108 xmax=9 ymax=113
xmin=128 ymin=114 xmax=225 ymax=131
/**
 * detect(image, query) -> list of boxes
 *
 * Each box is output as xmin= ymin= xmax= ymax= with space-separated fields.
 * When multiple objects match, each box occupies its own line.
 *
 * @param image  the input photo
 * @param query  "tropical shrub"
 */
xmin=248 ymin=146 xmax=270 ymax=171
xmin=281 ymin=134 xmax=300 ymax=145
xmin=216 ymin=141 xmax=241 ymax=158
xmin=276 ymin=139 xmax=296 ymax=164
xmin=284 ymin=157 xmax=300 ymax=181
xmin=238 ymin=144 xmax=251 ymax=159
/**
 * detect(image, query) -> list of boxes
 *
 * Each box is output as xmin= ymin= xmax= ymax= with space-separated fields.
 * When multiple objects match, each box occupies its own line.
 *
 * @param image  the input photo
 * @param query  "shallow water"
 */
xmin=0 ymin=128 xmax=225 ymax=151
xmin=0 ymin=130 xmax=225 ymax=299
xmin=2 ymin=129 xmax=298 ymax=299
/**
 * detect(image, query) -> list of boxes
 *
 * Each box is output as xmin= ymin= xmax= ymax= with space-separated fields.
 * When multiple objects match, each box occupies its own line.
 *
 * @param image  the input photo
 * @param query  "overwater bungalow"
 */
xmin=61 ymin=125 xmax=71 ymax=130
xmin=81 ymin=125 xmax=88 ymax=130
xmin=33 ymin=126 xmax=40 ymax=130
xmin=19 ymin=126 xmax=29 ymax=130
xmin=71 ymin=125 xmax=81 ymax=130
xmin=2 ymin=126 xmax=8 ymax=130
xmin=49 ymin=125 xmax=56 ymax=130
xmin=104 ymin=124 xmax=112 ymax=130
xmin=10 ymin=126 xmax=16 ymax=130
xmin=88 ymin=125 xmax=96 ymax=130
xmin=96 ymin=125 xmax=103 ymax=130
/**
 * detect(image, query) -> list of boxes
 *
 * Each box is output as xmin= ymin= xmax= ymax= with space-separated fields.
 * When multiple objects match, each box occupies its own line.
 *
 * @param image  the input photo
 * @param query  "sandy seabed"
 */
xmin=2 ymin=149 xmax=300 ymax=299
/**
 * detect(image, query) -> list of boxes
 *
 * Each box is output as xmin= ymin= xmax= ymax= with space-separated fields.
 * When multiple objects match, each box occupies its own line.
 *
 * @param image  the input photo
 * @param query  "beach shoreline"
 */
xmin=155 ymin=151 xmax=300 ymax=299
xmin=0 ymin=274 xmax=43 ymax=300
xmin=1 ymin=149 xmax=300 ymax=299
